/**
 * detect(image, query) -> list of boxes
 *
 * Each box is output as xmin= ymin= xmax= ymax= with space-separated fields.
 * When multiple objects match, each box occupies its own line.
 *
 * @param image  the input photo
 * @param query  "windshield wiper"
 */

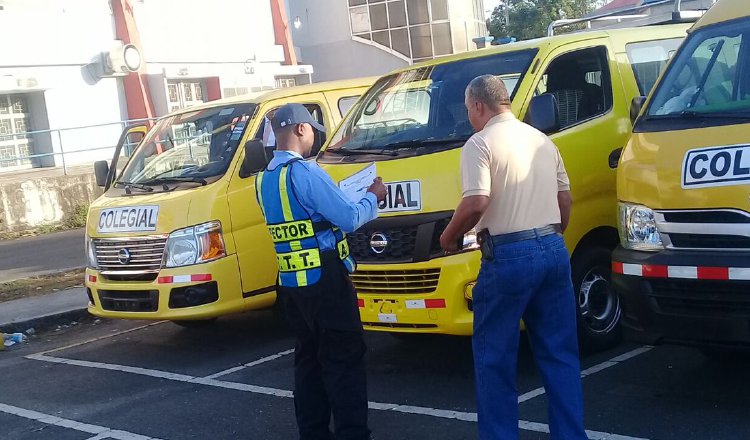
xmin=114 ymin=181 xmax=153 ymax=192
xmin=680 ymin=110 xmax=750 ymax=119
xmin=141 ymin=176 xmax=208 ymax=186
xmin=325 ymin=148 xmax=399 ymax=157
xmin=384 ymin=136 xmax=471 ymax=150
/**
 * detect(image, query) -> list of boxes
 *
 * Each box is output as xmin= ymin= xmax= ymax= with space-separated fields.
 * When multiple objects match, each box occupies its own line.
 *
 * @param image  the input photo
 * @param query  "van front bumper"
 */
xmin=353 ymin=251 xmax=481 ymax=335
xmin=86 ymin=254 xmax=249 ymax=320
xmin=612 ymin=246 xmax=750 ymax=348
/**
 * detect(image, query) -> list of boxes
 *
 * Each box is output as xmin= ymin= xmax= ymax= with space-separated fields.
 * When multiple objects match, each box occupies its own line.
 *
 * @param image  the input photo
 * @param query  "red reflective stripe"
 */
xmin=191 ymin=274 xmax=212 ymax=282
xmin=158 ymin=276 xmax=173 ymax=284
xmin=88 ymin=275 xmax=97 ymax=283
xmin=612 ymin=262 xmax=624 ymax=274
xmin=642 ymin=265 xmax=668 ymax=278
xmin=424 ymin=299 xmax=446 ymax=309
xmin=357 ymin=298 xmax=365 ymax=308
xmin=697 ymin=267 xmax=729 ymax=280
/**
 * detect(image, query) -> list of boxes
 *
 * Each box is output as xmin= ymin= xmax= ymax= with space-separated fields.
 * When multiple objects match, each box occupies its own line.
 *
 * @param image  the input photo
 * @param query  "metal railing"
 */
xmin=547 ymin=0 xmax=710 ymax=36
xmin=0 ymin=117 xmax=158 ymax=175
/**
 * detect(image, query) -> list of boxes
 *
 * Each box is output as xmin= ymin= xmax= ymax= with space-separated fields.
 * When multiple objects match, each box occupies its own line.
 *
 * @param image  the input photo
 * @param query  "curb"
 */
xmin=0 ymin=307 xmax=91 ymax=334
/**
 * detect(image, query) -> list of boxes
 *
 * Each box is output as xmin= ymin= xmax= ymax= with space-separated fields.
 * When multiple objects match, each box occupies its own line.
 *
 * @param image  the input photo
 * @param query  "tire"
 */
xmin=571 ymin=246 xmax=622 ymax=352
xmin=171 ymin=318 xmax=217 ymax=328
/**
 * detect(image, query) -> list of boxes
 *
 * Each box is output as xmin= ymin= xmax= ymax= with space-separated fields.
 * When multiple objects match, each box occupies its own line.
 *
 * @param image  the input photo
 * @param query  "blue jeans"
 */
xmin=473 ymin=233 xmax=587 ymax=440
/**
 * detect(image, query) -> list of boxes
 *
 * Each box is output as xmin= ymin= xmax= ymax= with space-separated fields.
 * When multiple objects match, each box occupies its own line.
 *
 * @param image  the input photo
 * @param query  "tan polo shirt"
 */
xmin=461 ymin=112 xmax=570 ymax=236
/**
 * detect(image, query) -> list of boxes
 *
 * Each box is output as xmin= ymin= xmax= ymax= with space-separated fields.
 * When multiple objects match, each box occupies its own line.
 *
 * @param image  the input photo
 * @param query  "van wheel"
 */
xmin=171 ymin=318 xmax=217 ymax=328
xmin=572 ymin=246 xmax=622 ymax=352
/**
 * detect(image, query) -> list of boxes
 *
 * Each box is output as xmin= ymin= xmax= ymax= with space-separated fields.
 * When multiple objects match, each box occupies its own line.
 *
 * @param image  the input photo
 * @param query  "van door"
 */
xmin=524 ymin=42 xmax=629 ymax=247
xmin=225 ymin=94 xmax=334 ymax=299
xmin=521 ymin=41 xmax=630 ymax=349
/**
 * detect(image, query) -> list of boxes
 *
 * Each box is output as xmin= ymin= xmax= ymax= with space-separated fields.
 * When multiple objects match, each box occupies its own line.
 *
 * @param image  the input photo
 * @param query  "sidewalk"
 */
xmin=0 ymin=287 xmax=89 ymax=333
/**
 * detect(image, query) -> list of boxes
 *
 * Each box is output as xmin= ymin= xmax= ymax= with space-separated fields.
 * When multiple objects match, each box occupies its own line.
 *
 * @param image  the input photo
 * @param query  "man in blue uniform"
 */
xmin=256 ymin=104 xmax=387 ymax=440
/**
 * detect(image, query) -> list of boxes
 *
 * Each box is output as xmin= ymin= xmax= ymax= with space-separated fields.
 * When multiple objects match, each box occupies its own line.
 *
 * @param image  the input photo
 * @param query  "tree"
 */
xmin=487 ymin=0 xmax=598 ymax=42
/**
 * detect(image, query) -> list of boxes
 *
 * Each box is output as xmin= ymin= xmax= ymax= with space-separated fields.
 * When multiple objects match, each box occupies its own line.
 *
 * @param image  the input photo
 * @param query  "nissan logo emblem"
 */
xmin=118 ymin=248 xmax=132 ymax=265
xmin=370 ymin=233 xmax=389 ymax=254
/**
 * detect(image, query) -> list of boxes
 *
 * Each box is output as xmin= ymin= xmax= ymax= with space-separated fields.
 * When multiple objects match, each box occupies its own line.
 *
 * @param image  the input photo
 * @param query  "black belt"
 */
xmin=490 ymin=225 xmax=561 ymax=246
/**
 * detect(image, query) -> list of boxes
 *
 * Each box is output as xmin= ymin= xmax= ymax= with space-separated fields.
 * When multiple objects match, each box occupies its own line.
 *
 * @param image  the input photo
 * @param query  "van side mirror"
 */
xmin=239 ymin=139 xmax=270 ymax=178
xmin=94 ymin=161 xmax=110 ymax=188
xmin=525 ymin=94 xmax=560 ymax=135
xmin=630 ymin=96 xmax=646 ymax=125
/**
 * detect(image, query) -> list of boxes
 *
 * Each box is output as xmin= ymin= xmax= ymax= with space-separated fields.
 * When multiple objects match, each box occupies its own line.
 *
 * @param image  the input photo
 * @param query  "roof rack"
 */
xmin=547 ymin=0 xmax=710 ymax=37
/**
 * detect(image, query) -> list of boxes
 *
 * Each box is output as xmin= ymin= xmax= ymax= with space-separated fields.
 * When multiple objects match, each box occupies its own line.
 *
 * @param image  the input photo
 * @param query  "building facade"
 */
xmin=0 ymin=0 xmax=309 ymax=172
xmin=286 ymin=0 xmax=488 ymax=82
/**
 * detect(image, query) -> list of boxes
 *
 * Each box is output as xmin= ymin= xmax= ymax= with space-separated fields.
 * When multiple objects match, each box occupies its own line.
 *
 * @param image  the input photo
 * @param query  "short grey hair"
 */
xmin=465 ymin=75 xmax=511 ymax=110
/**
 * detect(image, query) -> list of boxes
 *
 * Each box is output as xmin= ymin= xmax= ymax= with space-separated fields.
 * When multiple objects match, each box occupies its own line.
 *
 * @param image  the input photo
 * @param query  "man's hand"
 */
xmin=440 ymin=195 xmax=490 ymax=253
xmin=440 ymin=232 xmax=460 ymax=253
xmin=367 ymin=177 xmax=388 ymax=203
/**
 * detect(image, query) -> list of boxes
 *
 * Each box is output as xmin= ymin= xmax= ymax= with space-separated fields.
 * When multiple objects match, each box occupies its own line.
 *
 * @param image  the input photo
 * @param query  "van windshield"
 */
xmin=118 ymin=103 xmax=256 ymax=187
xmin=644 ymin=17 xmax=750 ymax=126
xmin=323 ymin=49 xmax=536 ymax=156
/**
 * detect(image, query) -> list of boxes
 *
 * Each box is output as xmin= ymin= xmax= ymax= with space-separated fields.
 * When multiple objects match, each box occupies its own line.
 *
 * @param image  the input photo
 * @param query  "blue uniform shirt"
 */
xmin=267 ymin=150 xmax=379 ymax=251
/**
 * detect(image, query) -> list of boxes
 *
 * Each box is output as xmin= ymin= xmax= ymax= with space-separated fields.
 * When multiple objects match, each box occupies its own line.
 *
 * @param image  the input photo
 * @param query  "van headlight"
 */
xmin=618 ymin=203 xmax=664 ymax=251
xmin=164 ymin=221 xmax=227 ymax=268
xmin=86 ymin=235 xmax=98 ymax=269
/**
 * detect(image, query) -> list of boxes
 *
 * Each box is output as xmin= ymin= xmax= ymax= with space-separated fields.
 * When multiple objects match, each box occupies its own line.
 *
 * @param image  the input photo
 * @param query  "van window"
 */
xmin=324 ymin=49 xmax=537 ymax=155
xmin=119 ymin=103 xmax=256 ymax=187
xmin=534 ymin=46 xmax=613 ymax=130
xmin=338 ymin=96 xmax=360 ymax=117
xmin=647 ymin=18 xmax=750 ymax=121
xmin=626 ymin=38 xmax=684 ymax=95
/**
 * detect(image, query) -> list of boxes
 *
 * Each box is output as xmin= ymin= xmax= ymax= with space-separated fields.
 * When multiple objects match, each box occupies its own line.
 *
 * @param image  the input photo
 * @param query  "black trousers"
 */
xmin=278 ymin=254 xmax=370 ymax=440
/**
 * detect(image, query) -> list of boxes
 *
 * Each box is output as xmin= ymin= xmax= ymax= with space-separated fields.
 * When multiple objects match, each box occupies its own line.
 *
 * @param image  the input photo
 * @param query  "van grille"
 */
xmin=347 ymin=211 xmax=454 ymax=263
xmin=93 ymin=236 xmax=167 ymax=281
xmin=649 ymin=279 xmax=750 ymax=317
xmin=657 ymin=209 xmax=750 ymax=252
xmin=351 ymin=269 xmax=441 ymax=295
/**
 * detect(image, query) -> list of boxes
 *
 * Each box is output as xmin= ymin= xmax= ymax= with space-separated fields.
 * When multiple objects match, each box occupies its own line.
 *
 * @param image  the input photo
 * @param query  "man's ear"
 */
xmin=294 ymin=124 xmax=306 ymax=137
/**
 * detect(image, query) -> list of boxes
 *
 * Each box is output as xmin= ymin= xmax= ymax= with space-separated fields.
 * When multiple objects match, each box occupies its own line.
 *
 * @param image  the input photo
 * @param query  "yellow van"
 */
xmin=318 ymin=24 xmax=691 ymax=349
xmin=84 ymin=78 xmax=373 ymax=325
xmin=613 ymin=0 xmax=750 ymax=351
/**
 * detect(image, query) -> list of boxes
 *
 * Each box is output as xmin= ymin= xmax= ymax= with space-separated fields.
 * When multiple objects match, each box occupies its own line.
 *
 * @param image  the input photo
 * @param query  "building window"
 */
xmin=348 ymin=0 xmax=455 ymax=61
xmin=432 ymin=22 xmax=452 ymax=56
xmin=276 ymin=78 xmax=297 ymax=89
xmin=0 ymin=94 xmax=33 ymax=170
xmin=389 ymin=1 xmax=407 ymax=27
xmin=167 ymin=81 xmax=206 ymax=110
xmin=431 ymin=0 xmax=449 ymax=20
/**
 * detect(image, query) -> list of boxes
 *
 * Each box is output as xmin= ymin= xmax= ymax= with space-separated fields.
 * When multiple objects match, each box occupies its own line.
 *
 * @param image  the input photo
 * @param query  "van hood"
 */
xmin=320 ymin=149 xmax=463 ymax=216
xmin=87 ymin=186 xmax=203 ymax=238
xmin=618 ymin=124 xmax=750 ymax=211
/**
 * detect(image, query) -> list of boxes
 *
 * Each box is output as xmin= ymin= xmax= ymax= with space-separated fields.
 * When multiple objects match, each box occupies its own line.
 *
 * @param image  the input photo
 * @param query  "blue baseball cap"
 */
xmin=271 ymin=103 xmax=326 ymax=133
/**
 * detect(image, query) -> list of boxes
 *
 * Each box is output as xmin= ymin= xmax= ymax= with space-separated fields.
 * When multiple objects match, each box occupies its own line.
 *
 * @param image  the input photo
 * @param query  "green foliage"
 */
xmin=63 ymin=204 xmax=89 ymax=229
xmin=487 ymin=0 xmax=597 ymax=41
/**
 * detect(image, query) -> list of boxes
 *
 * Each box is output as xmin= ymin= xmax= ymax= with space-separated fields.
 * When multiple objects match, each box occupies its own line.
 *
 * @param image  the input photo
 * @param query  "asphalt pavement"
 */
xmin=0 ymin=228 xmax=85 ymax=282
xmin=1 ymin=312 xmax=749 ymax=440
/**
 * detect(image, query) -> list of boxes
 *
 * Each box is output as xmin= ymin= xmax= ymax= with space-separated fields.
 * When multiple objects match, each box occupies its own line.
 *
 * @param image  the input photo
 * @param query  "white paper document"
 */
xmin=339 ymin=163 xmax=377 ymax=203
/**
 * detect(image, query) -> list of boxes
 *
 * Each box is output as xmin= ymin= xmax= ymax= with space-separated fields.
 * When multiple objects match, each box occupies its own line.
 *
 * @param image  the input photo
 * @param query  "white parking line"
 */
xmin=203 ymin=348 xmax=295 ymax=379
xmin=26 ymin=353 xmax=651 ymax=439
xmin=0 ymin=402 xmax=164 ymax=440
xmin=43 ymin=321 xmax=167 ymax=355
xmin=518 ymin=346 xmax=654 ymax=403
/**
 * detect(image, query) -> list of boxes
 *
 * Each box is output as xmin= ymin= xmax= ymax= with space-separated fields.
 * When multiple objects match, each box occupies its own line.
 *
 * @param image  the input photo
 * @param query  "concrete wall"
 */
xmin=0 ymin=173 xmax=101 ymax=232
xmin=300 ymin=40 xmax=410 ymax=82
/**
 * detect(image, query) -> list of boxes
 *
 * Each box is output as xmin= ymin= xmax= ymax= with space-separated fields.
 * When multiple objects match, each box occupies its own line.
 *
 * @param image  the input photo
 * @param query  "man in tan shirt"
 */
xmin=440 ymin=75 xmax=587 ymax=440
